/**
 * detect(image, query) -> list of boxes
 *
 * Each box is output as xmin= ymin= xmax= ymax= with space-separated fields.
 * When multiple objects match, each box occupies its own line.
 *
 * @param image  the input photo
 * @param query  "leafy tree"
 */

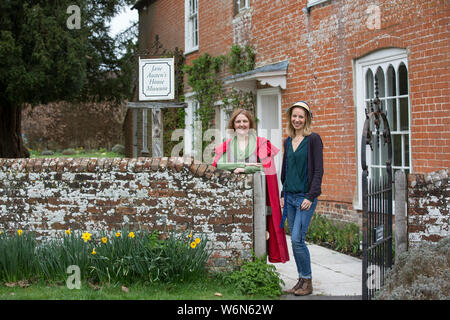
xmin=0 ymin=0 xmax=137 ymax=157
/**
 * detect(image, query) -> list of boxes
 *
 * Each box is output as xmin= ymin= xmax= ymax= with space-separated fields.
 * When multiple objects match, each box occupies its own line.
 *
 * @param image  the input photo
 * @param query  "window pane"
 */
xmin=387 ymin=65 xmax=396 ymax=97
xmin=386 ymin=98 xmax=396 ymax=131
xmin=393 ymin=134 xmax=402 ymax=167
xmin=399 ymin=63 xmax=408 ymax=95
xmin=370 ymin=167 xmax=380 ymax=182
xmin=375 ymin=67 xmax=385 ymax=98
xmin=380 ymin=131 xmax=388 ymax=166
xmin=365 ymin=69 xmax=374 ymax=99
xmin=399 ymin=97 xmax=409 ymax=131
xmin=405 ymin=134 xmax=410 ymax=167
xmin=371 ymin=130 xmax=380 ymax=165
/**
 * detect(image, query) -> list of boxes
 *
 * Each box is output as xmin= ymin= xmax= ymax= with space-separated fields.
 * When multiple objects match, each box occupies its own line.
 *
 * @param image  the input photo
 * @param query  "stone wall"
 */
xmin=408 ymin=169 xmax=449 ymax=246
xmin=0 ymin=157 xmax=255 ymax=269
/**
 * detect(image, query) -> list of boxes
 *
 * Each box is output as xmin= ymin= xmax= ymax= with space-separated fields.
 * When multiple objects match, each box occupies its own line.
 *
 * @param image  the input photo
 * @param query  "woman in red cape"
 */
xmin=212 ymin=109 xmax=289 ymax=263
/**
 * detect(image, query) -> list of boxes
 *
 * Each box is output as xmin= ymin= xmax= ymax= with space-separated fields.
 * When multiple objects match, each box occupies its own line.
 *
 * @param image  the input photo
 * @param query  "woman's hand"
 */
xmin=233 ymin=168 xmax=245 ymax=174
xmin=245 ymin=163 xmax=261 ymax=167
xmin=300 ymin=198 xmax=312 ymax=211
xmin=280 ymin=197 xmax=284 ymax=208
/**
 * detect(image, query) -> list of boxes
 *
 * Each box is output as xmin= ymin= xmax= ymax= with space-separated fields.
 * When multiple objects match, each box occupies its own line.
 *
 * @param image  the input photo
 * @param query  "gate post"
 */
xmin=253 ymin=171 xmax=267 ymax=259
xmin=394 ymin=170 xmax=408 ymax=260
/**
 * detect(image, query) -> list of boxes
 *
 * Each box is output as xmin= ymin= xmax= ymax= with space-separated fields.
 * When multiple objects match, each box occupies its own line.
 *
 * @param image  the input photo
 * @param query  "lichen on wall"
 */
xmin=0 ymin=156 xmax=255 ymax=269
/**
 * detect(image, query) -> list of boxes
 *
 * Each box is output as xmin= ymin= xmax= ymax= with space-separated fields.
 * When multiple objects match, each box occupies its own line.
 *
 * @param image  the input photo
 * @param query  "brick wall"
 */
xmin=135 ymin=0 xmax=449 ymax=226
xmin=408 ymin=169 xmax=449 ymax=246
xmin=0 ymin=157 xmax=254 ymax=269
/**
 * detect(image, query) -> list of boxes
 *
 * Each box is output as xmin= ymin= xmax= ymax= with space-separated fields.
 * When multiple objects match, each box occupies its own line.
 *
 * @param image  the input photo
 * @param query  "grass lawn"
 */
xmin=29 ymin=149 xmax=123 ymax=159
xmin=0 ymin=278 xmax=276 ymax=300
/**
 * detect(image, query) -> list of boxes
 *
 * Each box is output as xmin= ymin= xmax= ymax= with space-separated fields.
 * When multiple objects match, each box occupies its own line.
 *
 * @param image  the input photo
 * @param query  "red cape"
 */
xmin=212 ymin=137 xmax=289 ymax=263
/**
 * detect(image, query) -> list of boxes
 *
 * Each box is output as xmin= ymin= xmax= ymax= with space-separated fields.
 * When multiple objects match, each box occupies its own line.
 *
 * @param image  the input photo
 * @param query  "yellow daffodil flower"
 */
xmin=65 ymin=229 xmax=71 ymax=236
xmin=195 ymin=237 xmax=201 ymax=244
xmin=190 ymin=242 xmax=197 ymax=249
xmin=17 ymin=229 xmax=23 ymax=236
xmin=188 ymin=232 xmax=192 ymax=238
xmin=101 ymin=237 xmax=108 ymax=244
xmin=82 ymin=232 xmax=92 ymax=242
xmin=115 ymin=232 xmax=121 ymax=237
xmin=91 ymin=248 xmax=96 ymax=255
xmin=128 ymin=232 xmax=135 ymax=239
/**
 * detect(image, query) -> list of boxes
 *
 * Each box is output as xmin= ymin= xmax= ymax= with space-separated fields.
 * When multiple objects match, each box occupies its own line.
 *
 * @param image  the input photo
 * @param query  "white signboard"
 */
xmin=139 ymin=58 xmax=175 ymax=101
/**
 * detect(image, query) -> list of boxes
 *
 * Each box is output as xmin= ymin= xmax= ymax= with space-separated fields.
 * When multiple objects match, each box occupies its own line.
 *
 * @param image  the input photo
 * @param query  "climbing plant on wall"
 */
xmin=162 ymin=47 xmax=186 ymax=157
xmin=183 ymin=44 xmax=257 ymax=146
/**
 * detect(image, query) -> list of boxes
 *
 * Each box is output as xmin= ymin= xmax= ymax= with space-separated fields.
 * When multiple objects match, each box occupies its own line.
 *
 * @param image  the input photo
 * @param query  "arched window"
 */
xmin=355 ymin=48 xmax=411 ymax=210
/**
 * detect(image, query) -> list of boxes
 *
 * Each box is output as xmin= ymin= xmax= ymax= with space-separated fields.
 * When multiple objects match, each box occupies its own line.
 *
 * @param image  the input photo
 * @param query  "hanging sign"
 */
xmin=139 ymin=58 xmax=175 ymax=101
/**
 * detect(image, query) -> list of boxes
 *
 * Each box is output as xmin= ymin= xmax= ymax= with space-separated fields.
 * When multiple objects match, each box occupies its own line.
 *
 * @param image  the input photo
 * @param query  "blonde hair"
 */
xmin=286 ymin=103 xmax=313 ymax=137
xmin=227 ymin=108 xmax=256 ymax=130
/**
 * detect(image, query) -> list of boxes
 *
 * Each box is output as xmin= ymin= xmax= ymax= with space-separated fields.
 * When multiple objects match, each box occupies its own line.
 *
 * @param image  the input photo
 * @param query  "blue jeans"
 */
xmin=285 ymin=192 xmax=318 ymax=279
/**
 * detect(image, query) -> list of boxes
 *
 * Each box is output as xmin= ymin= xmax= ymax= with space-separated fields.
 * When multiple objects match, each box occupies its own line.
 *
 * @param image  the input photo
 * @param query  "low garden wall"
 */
xmin=408 ymin=169 xmax=449 ymax=246
xmin=0 ymin=157 xmax=255 ymax=269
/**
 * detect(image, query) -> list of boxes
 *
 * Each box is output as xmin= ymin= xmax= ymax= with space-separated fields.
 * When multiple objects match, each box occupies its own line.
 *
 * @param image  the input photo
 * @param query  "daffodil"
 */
xmin=91 ymin=248 xmax=96 ymax=255
xmin=128 ymin=232 xmax=135 ymax=239
xmin=65 ymin=229 xmax=71 ymax=236
xmin=195 ymin=237 xmax=201 ymax=244
xmin=115 ymin=232 xmax=121 ymax=237
xmin=188 ymin=232 xmax=192 ymax=238
xmin=82 ymin=232 xmax=92 ymax=242
xmin=190 ymin=242 xmax=197 ymax=249
xmin=101 ymin=237 xmax=108 ymax=244
xmin=17 ymin=229 xmax=23 ymax=236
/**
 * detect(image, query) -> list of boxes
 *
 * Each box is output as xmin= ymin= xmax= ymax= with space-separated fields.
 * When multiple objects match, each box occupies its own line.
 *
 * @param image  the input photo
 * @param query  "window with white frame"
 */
xmin=234 ymin=0 xmax=250 ymax=15
xmin=355 ymin=48 xmax=411 ymax=208
xmin=185 ymin=0 xmax=198 ymax=54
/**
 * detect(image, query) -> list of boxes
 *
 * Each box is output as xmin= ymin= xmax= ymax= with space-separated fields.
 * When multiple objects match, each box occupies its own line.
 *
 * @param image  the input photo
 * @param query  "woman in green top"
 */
xmin=212 ymin=108 xmax=290 ymax=264
xmin=215 ymin=109 xmax=262 ymax=173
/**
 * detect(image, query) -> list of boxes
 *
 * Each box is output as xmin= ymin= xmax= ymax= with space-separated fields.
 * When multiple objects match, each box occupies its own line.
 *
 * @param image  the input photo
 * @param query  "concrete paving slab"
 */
xmin=270 ymin=236 xmax=362 ymax=298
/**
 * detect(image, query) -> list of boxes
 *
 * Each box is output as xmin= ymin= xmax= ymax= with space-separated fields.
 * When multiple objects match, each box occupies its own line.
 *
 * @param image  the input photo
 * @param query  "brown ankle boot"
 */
xmin=285 ymin=278 xmax=304 ymax=294
xmin=294 ymin=278 xmax=313 ymax=296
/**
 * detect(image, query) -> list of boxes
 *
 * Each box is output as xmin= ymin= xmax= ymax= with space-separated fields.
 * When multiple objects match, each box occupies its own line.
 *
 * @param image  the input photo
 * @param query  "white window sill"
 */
xmin=184 ymin=46 xmax=199 ymax=56
xmin=307 ymin=0 xmax=329 ymax=8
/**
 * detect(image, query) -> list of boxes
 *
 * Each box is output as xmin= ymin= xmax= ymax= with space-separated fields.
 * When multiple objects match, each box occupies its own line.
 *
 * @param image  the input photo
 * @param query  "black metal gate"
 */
xmin=361 ymin=78 xmax=393 ymax=300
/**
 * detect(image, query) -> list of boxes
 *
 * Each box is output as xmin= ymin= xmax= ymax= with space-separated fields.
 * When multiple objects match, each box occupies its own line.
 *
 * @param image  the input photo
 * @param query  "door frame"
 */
xmin=256 ymin=87 xmax=283 ymax=180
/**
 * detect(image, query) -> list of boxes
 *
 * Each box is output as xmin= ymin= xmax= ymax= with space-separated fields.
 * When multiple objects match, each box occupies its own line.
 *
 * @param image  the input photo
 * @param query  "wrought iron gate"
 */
xmin=361 ymin=78 xmax=393 ymax=300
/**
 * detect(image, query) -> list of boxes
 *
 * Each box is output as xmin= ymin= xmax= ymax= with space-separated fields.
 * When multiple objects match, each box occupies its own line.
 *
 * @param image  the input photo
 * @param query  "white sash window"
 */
xmin=355 ymin=48 xmax=411 ymax=209
xmin=185 ymin=0 xmax=198 ymax=54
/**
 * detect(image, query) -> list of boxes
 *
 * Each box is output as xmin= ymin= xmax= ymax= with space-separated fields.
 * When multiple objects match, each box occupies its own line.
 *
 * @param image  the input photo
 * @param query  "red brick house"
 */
xmin=128 ymin=0 xmax=449 ymax=226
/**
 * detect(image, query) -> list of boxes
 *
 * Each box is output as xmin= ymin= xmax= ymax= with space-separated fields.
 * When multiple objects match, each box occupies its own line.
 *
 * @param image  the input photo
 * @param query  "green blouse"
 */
xmin=284 ymin=136 xmax=309 ymax=193
xmin=216 ymin=135 xmax=262 ymax=174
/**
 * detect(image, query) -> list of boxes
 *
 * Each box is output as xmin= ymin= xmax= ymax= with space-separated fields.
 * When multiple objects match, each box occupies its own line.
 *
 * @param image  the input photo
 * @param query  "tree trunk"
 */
xmin=0 ymin=104 xmax=30 ymax=158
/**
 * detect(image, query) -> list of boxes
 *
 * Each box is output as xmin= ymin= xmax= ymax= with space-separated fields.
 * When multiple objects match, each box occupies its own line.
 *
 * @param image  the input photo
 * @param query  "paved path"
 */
xmin=269 ymin=236 xmax=363 ymax=300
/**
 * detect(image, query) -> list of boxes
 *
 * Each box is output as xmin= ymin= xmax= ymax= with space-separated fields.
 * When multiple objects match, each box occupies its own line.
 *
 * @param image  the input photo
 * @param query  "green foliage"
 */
xmin=305 ymin=214 xmax=362 ymax=257
xmin=375 ymin=237 xmax=450 ymax=300
xmin=229 ymin=44 xmax=255 ymax=75
xmin=183 ymin=53 xmax=225 ymax=129
xmin=182 ymin=45 xmax=257 ymax=152
xmin=0 ymin=0 xmax=137 ymax=107
xmin=163 ymin=48 xmax=186 ymax=157
xmin=0 ymin=229 xmax=211 ymax=286
xmin=222 ymin=254 xmax=284 ymax=298
xmin=0 ymin=231 xmax=38 ymax=282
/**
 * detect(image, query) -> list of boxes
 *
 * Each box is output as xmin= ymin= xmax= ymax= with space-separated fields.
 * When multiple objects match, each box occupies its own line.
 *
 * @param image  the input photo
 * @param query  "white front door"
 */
xmin=257 ymin=88 xmax=283 ymax=183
